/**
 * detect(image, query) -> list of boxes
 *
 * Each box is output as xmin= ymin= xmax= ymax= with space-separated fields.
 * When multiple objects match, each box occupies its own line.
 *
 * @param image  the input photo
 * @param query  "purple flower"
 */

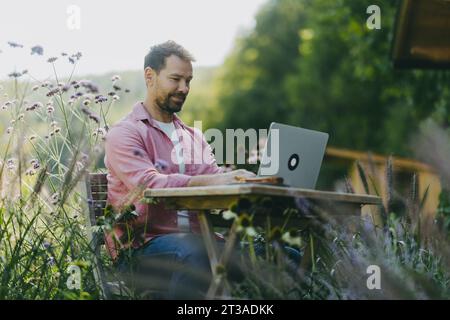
xmin=155 ymin=159 xmax=169 ymax=172
xmin=8 ymin=71 xmax=22 ymax=78
xmin=80 ymin=80 xmax=99 ymax=93
xmin=294 ymin=197 xmax=312 ymax=216
xmin=31 ymin=45 xmax=44 ymax=55
xmin=8 ymin=41 xmax=23 ymax=48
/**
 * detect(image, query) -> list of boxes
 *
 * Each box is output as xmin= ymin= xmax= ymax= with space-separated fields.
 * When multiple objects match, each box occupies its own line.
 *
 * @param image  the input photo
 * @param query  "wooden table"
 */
xmin=144 ymin=184 xmax=382 ymax=298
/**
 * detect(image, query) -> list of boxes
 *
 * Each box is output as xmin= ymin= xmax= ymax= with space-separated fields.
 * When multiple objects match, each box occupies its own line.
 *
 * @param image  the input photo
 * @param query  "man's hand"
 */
xmin=187 ymin=169 xmax=256 ymax=187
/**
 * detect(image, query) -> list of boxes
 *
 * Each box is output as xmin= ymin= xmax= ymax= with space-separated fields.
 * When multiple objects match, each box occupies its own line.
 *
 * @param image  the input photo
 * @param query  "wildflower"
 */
xmin=41 ymin=81 xmax=51 ymax=88
xmin=61 ymin=52 xmax=68 ymax=56
xmin=92 ymin=127 xmax=106 ymax=137
xmin=21 ymin=69 xmax=28 ymax=75
xmin=6 ymin=126 xmax=13 ymax=134
xmin=94 ymin=95 xmax=107 ymax=103
xmin=236 ymin=213 xmax=257 ymax=237
xmin=73 ymin=51 xmax=82 ymax=60
xmin=82 ymin=99 xmax=90 ymax=106
xmin=113 ymin=85 xmax=121 ymax=91
xmin=47 ymin=57 xmax=58 ymax=63
xmin=43 ymin=241 xmax=52 ymax=250
xmin=29 ymin=134 xmax=37 ymax=141
xmin=75 ymin=91 xmax=83 ymax=97
xmin=80 ymin=80 xmax=99 ymax=93
xmin=18 ymin=113 xmax=24 ymax=121
xmin=31 ymin=45 xmax=43 ymax=55
xmin=30 ymin=159 xmax=40 ymax=169
xmin=67 ymin=98 xmax=75 ymax=106
xmin=111 ymin=75 xmax=121 ymax=82
xmin=125 ymin=89 xmax=130 ymax=93
xmin=81 ymin=153 xmax=89 ymax=162
xmin=53 ymin=127 xmax=61 ymax=134
xmin=25 ymin=168 xmax=36 ymax=176
xmin=32 ymin=85 xmax=40 ymax=91
xmin=50 ymin=121 xmax=58 ymax=128
xmin=282 ymin=229 xmax=302 ymax=247
xmin=61 ymin=84 xmax=71 ymax=92
xmin=47 ymin=256 xmax=55 ymax=266
xmin=50 ymin=193 xmax=59 ymax=205
xmin=113 ymin=95 xmax=120 ymax=101
xmin=6 ymin=158 xmax=16 ymax=170
xmin=72 ymin=81 xmax=80 ymax=89
xmin=222 ymin=210 xmax=238 ymax=220
xmin=68 ymin=57 xmax=75 ymax=64
xmin=155 ymin=159 xmax=169 ymax=171
xmin=46 ymin=105 xmax=54 ymax=114
xmin=81 ymin=107 xmax=100 ymax=123
xmin=7 ymin=41 xmax=23 ymax=48
xmin=10 ymin=119 xmax=15 ymax=125
xmin=46 ymin=87 xmax=60 ymax=97
xmin=6 ymin=100 xmax=16 ymax=106
xmin=8 ymin=71 xmax=22 ymax=78
xmin=25 ymin=102 xmax=39 ymax=111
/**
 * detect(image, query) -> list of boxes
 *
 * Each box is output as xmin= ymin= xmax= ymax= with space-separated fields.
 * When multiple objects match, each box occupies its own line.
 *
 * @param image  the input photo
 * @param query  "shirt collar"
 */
xmin=132 ymin=101 xmax=187 ymax=129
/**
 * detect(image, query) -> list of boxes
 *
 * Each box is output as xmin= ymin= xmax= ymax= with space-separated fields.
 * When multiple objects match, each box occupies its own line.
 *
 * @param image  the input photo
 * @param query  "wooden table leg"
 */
xmin=198 ymin=210 xmax=227 ymax=299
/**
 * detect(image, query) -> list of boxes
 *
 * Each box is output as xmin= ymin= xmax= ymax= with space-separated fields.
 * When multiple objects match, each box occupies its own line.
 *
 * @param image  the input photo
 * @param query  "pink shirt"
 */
xmin=104 ymin=101 xmax=222 ymax=259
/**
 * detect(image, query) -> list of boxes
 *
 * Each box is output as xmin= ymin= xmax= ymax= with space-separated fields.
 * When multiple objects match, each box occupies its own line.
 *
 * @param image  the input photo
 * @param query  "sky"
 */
xmin=0 ymin=0 xmax=267 ymax=79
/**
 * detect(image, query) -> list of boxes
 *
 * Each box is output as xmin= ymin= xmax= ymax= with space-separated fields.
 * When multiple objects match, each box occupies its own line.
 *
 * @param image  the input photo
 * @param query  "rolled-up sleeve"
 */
xmin=105 ymin=124 xmax=192 ymax=189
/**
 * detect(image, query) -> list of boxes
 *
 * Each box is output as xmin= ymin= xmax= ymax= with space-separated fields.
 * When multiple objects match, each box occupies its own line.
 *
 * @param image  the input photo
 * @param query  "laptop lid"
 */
xmin=257 ymin=122 xmax=329 ymax=189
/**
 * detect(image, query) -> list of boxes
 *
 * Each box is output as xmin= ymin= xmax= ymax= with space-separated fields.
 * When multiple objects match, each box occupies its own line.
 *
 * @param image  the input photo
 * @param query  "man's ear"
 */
xmin=144 ymin=67 xmax=155 ymax=87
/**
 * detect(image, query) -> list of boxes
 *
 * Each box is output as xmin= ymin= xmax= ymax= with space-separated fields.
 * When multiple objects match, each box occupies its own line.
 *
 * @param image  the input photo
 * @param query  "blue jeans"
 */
xmin=116 ymin=233 xmax=301 ymax=299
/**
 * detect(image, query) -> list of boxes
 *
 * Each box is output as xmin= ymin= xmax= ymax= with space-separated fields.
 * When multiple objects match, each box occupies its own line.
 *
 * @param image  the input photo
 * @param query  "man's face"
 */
xmin=150 ymin=55 xmax=193 ymax=114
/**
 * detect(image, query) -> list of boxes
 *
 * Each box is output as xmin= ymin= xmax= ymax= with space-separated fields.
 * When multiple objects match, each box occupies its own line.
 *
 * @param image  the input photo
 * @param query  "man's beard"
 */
xmin=156 ymin=93 xmax=186 ymax=114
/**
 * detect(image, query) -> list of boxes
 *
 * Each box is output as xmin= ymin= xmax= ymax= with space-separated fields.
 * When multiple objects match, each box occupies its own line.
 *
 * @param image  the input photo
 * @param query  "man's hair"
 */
xmin=144 ymin=40 xmax=195 ymax=73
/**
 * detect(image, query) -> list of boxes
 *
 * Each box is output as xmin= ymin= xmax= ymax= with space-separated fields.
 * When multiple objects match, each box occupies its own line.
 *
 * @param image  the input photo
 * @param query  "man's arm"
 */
xmin=187 ymin=169 xmax=255 ymax=187
xmin=105 ymin=124 xmax=255 ymax=189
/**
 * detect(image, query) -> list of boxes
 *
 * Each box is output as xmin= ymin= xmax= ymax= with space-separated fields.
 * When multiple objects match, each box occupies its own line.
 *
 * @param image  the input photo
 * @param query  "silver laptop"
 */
xmin=257 ymin=122 xmax=329 ymax=189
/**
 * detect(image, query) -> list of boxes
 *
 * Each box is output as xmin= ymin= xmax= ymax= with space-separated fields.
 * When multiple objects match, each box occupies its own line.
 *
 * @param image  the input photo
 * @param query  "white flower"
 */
xmin=113 ymin=95 xmax=120 ymax=101
xmin=222 ymin=210 xmax=238 ymax=220
xmin=282 ymin=230 xmax=302 ymax=247
xmin=111 ymin=75 xmax=121 ymax=82
xmin=6 ymin=126 xmax=13 ymax=134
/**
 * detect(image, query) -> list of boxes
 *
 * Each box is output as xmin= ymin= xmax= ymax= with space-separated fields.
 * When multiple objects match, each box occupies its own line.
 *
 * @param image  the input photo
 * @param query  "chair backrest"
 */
xmin=86 ymin=172 xmax=108 ymax=225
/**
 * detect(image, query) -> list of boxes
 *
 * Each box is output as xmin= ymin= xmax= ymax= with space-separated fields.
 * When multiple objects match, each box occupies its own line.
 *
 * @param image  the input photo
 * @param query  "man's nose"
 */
xmin=178 ymin=80 xmax=189 ymax=95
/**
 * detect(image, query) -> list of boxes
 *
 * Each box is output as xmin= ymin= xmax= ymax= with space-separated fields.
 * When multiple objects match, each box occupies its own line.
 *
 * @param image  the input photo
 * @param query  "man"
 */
xmin=104 ymin=40 xmax=255 ymax=299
